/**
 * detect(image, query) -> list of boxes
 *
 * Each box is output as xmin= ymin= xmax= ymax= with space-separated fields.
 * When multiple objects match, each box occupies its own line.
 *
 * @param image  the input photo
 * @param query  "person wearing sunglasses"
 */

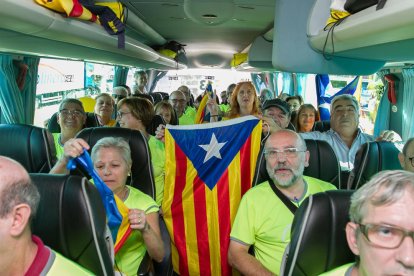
xmin=321 ymin=170 xmax=414 ymax=276
xmin=399 ymin=137 xmax=414 ymax=173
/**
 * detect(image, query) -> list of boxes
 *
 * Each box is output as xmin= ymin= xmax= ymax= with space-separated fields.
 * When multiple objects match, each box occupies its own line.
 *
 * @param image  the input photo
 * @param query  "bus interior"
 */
xmin=1 ymin=0 xmax=414 ymax=274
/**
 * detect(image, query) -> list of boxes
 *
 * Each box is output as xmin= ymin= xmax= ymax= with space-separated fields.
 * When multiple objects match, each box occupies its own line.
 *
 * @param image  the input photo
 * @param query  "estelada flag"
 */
xmin=163 ymin=116 xmax=262 ymax=276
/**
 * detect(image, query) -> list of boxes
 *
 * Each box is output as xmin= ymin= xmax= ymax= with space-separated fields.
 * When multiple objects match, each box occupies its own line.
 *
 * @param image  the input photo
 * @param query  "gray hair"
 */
xmin=349 ymin=170 xmax=414 ymax=223
xmin=402 ymin=137 xmax=414 ymax=155
xmin=330 ymin=94 xmax=359 ymax=113
xmin=91 ymin=137 xmax=132 ymax=168
xmin=0 ymin=178 xmax=40 ymax=219
xmin=113 ymin=86 xmax=128 ymax=95
xmin=58 ymin=98 xmax=85 ymax=113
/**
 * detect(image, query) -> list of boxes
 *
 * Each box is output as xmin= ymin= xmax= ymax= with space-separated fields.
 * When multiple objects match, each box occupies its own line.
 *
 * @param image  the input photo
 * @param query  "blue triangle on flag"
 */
xmin=168 ymin=117 xmax=259 ymax=190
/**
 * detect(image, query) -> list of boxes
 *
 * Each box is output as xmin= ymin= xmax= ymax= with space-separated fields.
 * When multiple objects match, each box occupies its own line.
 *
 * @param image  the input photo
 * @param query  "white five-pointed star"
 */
xmin=199 ymin=133 xmax=227 ymax=163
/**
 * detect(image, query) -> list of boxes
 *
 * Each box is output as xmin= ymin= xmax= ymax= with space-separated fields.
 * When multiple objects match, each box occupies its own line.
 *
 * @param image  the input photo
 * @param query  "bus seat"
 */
xmin=47 ymin=112 xmax=99 ymax=133
xmin=150 ymin=92 xmax=163 ymax=105
xmin=280 ymin=190 xmax=354 ymax=276
xmin=347 ymin=141 xmax=404 ymax=190
xmin=313 ymin=120 xmax=331 ymax=132
xmin=0 ymin=124 xmax=57 ymax=173
xmin=76 ymin=127 xmax=156 ymax=200
xmin=146 ymin=114 xmax=166 ymax=136
xmin=253 ymin=139 xmax=341 ymax=188
xmin=30 ymin=174 xmax=114 ymax=275
xmin=75 ymin=127 xmax=172 ymax=275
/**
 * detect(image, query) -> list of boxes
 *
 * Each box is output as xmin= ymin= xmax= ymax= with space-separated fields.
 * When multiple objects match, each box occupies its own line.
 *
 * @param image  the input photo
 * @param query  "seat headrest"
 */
xmin=281 ymin=190 xmax=354 ymax=276
xmin=76 ymin=127 xmax=155 ymax=199
xmin=146 ymin=114 xmax=166 ymax=136
xmin=30 ymin=173 xmax=113 ymax=275
xmin=0 ymin=124 xmax=56 ymax=173
xmin=348 ymin=141 xmax=404 ymax=189
xmin=253 ymin=139 xmax=340 ymax=188
xmin=47 ymin=112 xmax=99 ymax=133
xmin=313 ymin=120 xmax=331 ymax=132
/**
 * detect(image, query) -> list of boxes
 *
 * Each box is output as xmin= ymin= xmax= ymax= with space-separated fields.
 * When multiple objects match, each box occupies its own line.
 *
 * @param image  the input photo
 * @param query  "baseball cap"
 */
xmin=262 ymin=99 xmax=291 ymax=115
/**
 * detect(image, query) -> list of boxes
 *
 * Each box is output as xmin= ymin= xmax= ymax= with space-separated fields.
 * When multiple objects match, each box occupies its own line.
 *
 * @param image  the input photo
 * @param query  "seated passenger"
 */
xmin=169 ymin=90 xmax=195 ymax=125
xmin=262 ymin=98 xmax=292 ymax=129
xmin=112 ymin=86 xmax=128 ymax=104
xmin=50 ymin=137 xmax=164 ymax=275
xmin=154 ymin=100 xmax=176 ymax=125
xmin=320 ymin=170 xmax=414 ymax=276
xmin=294 ymin=104 xmax=320 ymax=133
xmin=398 ymin=137 xmax=414 ymax=172
xmin=259 ymin=88 xmax=274 ymax=106
xmin=220 ymin=90 xmax=228 ymax=105
xmin=228 ymin=130 xmax=336 ymax=275
xmin=117 ymin=97 xmax=166 ymax=206
xmin=286 ymin=95 xmax=304 ymax=112
xmin=0 ymin=156 xmax=91 ymax=275
xmin=226 ymin=81 xmax=260 ymax=119
xmin=299 ymin=94 xmax=401 ymax=171
xmin=94 ymin=93 xmax=116 ymax=127
xmin=53 ymin=98 xmax=86 ymax=158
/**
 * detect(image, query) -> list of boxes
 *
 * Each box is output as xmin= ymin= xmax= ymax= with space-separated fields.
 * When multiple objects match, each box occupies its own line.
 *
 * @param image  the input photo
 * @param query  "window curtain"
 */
xmin=401 ymin=68 xmax=414 ymax=140
xmin=373 ymin=69 xmax=391 ymax=137
xmin=113 ymin=66 xmax=129 ymax=87
xmin=281 ymin=72 xmax=294 ymax=96
xmin=295 ymin=73 xmax=307 ymax=97
xmin=0 ymin=55 xmax=39 ymax=124
xmin=147 ymin=70 xmax=168 ymax=93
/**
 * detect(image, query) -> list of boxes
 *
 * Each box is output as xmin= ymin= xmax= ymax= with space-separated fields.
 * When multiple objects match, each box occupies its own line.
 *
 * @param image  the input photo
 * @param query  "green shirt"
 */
xmin=115 ymin=187 xmax=159 ymax=276
xmin=52 ymin=133 xmax=64 ymax=159
xmin=179 ymin=107 xmax=196 ymax=125
xmin=230 ymin=176 xmax=337 ymax=274
xmin=148 ymin=136 xmax=165 ymax=206
xmin=319 ymin=263 xmax=355 ymax=276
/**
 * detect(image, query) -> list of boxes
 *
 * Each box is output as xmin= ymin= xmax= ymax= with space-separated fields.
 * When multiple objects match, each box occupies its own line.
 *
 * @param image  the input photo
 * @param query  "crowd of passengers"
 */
xmin=3 ymin=70 xmax=414 ymax=275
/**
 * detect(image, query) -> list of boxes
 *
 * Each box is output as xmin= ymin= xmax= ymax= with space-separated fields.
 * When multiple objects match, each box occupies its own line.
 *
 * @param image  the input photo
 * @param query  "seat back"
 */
xmin=0 ymin=124 xmax=57 ymax=172
xmin=348 ymin=141 xmax=404 ymax=189
xmin=76 ymin=127 xmax=155 ymax=199
xmin=146 ymin=114 xmax=166 ymax=136
xmin=31 ymin=173 xmax=114 ymax=275
xmin=253 ymin=139 xmax=341 ymax=188
xmin=280 ymin=190 xmax=354 ymax=276
xmin=47 ymin=112 xmax=99 ymax=133
xmin=313 ymin=120 xmax=331 ymax=132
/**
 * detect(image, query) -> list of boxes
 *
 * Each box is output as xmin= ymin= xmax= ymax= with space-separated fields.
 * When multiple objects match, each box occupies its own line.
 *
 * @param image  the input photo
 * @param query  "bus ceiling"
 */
xmin=1 ymin=0 xmax=414 ymax=74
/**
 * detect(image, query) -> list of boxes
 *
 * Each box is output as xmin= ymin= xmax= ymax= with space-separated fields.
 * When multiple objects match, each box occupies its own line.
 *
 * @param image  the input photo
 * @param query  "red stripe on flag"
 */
xmin=217 ymin=169 xmax=232 ymax=275
xmin=172 ymin=145 xmax=189 ymax=276
xmin=69 ymin=0 xmax=84 ymax=17
xmin=239 ymin=135 xmax=252 ymax=195
xmin=193 ymin=175 xmax=211 ymax=275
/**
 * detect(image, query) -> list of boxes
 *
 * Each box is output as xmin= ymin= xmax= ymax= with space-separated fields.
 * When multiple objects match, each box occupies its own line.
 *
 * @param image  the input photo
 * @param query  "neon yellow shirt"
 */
xmin=52 ymin=133 xmax=64 ymax=159
xmin=319 ymin=263 xmax=355 ymax=276
xmin=230 ymin=176 xmax=336 ymax=274
xmin=179 ymin=107 xmax=196 ymax=125
xmin=115 ymin=187 xmax=159 ymax=276
xmin=148 ymin=136 xmax=165 ymax=206
xmin=48 ymin=251 xmax=93 ymax=275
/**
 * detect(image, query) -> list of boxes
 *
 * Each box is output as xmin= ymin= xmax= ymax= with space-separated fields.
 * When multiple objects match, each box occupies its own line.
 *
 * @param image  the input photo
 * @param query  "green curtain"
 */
xmin=373 ymin=69 xmax=391 ymax=137
xmin=401 ymin=68 xmax=414 ymax=140
xmin=0 ymin=55 xmax=39 ymax=124
xmin=113 ymin=66 xmax=129 ymax=87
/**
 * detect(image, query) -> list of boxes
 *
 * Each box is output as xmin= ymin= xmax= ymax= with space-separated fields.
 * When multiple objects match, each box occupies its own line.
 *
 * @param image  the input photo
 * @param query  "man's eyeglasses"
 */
xmin=358 ymin=223 xmax=414 ymax=249
xmin=264 ymin=148 xmax=306 ymax=159
xmin=112 ymin=94 xmax=126 ymax=100
xmin=117 ymin=111 xmax=131 ymax=118
xmin=170 ymin=99 xmax=186 ymax=104
xmin=59 ymin=109 xmax=84 ymax=117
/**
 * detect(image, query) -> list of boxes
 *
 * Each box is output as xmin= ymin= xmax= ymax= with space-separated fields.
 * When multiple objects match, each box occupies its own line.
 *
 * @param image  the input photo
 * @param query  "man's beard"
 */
xmin=266 ymin=161 xmax=305 ymax=188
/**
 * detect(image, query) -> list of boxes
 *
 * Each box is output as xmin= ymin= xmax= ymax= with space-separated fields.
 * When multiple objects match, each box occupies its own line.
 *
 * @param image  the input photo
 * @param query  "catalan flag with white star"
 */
xmin=162 ymin=116 xmax=262 ymax=276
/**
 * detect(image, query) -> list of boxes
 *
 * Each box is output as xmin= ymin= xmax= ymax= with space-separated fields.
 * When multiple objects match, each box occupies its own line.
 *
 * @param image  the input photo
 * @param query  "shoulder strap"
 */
xmin=268 ymin=179 xmax=298 ymax=214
